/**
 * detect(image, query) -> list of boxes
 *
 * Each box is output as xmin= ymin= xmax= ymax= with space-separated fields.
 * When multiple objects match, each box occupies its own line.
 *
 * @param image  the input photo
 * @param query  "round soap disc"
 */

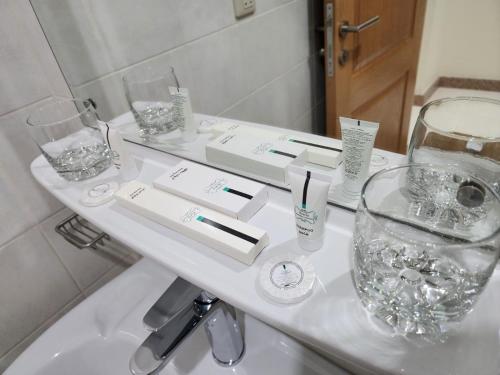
xmin=370 ymin=153 xmax=388 ymax=167
xmin=197 ymin=119 xmax=218 ymax=133
xmin=258 ymin=255 xmax=316 ymax=304
xmin=80 ymin=181 xmax=119 ymax=207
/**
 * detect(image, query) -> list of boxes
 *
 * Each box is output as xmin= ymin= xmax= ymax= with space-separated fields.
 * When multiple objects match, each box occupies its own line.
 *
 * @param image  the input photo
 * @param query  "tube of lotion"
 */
xmin=169 ymin=87 xmax=197 ymax=142
xmin=339 ymin=117 xmax=379 ymax=198
xmin=288 ymin=166 xmax=332 ymax=251
xmin=99 ymin=122 xmax=139 ymax=182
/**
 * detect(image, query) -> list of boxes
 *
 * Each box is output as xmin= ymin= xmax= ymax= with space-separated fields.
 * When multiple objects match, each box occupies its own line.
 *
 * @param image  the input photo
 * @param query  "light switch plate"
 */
xmin=233 ymin=0 xmax=255 ymax=18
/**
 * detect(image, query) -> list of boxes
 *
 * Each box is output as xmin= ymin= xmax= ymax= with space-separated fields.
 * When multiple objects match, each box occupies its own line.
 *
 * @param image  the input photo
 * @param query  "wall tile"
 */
xmin=0 ymin=0 xmax=322 ymax=367
xmin=256 ymin=0 xmax=294 ymax=14
xmin=71 ymin=0 xmax=311 ymax=122
xmin=31 ymin=0 xmax=237 ymax=86
xmin=0 ymin=228 xmax=80 ymax=356
xmin=0 ymin=294 xmax=84 ymax=373
xmin=0 ymin=0 xmax=70 ymax=115
xmin=82 ymin=263 xmax=128 ymax=297
xmin=71 ymin=74 xmax=128 ymax=122
xmin=219 ymin=61 xmax=312 ymax=131
xmin=288 ymin=100 xmax=325 ymax=135
xmin=0 ymin=102 xmax=64 ymax=246
xmin=31 ymin=0 xmax=299 ymax=87
xmin=290 ymin=108 xmax=313 ymax=133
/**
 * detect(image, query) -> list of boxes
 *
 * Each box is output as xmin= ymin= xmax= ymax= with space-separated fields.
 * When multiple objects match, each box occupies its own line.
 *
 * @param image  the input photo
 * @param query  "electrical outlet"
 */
xmin=233 ymin=0 xmax=255 ymax=18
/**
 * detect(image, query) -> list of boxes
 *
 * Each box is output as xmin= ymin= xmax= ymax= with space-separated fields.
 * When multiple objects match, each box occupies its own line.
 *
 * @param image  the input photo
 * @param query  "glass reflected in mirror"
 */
xmin=409 ymin=97 xmax=500 ymax=193
xmin=123 ymin=65 xmax=178 ymax=138
xmin=25 ymin=0 xmax=500 ymax=209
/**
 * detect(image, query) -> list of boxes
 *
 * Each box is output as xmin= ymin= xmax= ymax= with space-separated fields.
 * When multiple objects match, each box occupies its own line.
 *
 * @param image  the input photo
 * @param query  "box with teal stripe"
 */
xmin=154 ymin=160 xmax=269 ymax=221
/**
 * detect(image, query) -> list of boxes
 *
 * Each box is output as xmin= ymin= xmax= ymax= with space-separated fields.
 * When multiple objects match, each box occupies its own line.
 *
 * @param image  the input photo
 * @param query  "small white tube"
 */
xmin=339 ymin=117 xmax=379 ymax=198
xmin=99 ymin=122 xmax=139 ymax=182
xmin=288 ymin=167 xmax=331 ymax=251
xmin=169 ymin=87 xmax=197 ymax=142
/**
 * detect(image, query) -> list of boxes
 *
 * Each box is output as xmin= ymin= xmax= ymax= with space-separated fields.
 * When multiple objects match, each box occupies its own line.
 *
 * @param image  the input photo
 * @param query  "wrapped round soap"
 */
xmin=258 ymin=254 xmax=315 ymax=304
xmin=80 ymin=181 xmax=119 ymax=207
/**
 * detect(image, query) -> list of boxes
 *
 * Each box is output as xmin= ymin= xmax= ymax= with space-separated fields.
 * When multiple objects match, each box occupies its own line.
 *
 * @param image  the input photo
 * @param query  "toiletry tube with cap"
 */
xmin=169 ymin=87 xmax=197 ymax=142
xmin=288 ymin=166 xmax=332 ymax=251
xmin=99 ymin=122 xmax=139 ymax=182
xmin=339 ymin=117 xmax=379 ymax=198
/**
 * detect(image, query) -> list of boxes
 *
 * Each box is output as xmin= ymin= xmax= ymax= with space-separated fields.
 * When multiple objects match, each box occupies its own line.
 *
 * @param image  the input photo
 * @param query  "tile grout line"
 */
xmin=291 ymin=106 xmax=314 ymax=131
xmin=0 ymin=96 xmax=52 ymax=118
xmin=71 ymin=0 xmax=304 ymax=88
xmin=38 ymin=221 xmax=85 ymax=294
xmin=291 ymin=99 xmax=326 ymax=132
xmin=36 ymin=206 xmax=68 ymax=231
xmin=81 ymin=263 xmax=125 ymax=297
xmin=293 ymin=106 xmax=313 ymax=124
xmin=0 ymin=206 xmax=67 ymax=251
xmin=0 ymin=293 xmax=84 ymax=362
xmin=216 ymin=56 xmax=313 ymax=117
xmin=28 ymin=0 xmax=73 ymax=99
xmin=38 ymin=212 xmax=127 ymax=294
xmin=294 ymin=98 xmax=323 ymax=121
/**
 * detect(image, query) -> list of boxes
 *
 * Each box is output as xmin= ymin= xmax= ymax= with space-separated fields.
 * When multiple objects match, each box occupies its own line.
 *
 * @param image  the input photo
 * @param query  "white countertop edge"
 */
xmin=30 ymin=129 xmax=500 ymax=375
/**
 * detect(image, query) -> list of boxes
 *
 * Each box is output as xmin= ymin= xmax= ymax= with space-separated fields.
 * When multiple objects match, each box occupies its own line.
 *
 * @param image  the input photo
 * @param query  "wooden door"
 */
xmin=324 ymin=0 xmax=426 ymax=154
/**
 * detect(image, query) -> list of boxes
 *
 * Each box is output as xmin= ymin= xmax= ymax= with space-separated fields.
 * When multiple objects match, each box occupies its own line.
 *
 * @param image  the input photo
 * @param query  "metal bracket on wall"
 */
xmin=325 ymin=3 xmax=334 ymax=77
xmin=55 ymin=213 xmax=109 ymax=249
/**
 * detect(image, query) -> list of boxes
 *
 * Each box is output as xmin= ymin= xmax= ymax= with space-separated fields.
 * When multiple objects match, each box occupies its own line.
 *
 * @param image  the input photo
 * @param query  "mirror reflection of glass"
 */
xmin=27 ymin=0 xmax=500 ymax=209
xmin=123 ymin=65 xmax=178 ymax=138
xmin=29 ymin=1 xmax=326 ymax=130
xmin=409 ymin=97 xmax=500 ymax=194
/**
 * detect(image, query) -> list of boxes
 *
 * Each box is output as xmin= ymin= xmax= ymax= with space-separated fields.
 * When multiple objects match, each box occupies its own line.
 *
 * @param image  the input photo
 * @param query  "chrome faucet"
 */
xmin=130 ymin=277 xmax=245 ymax=374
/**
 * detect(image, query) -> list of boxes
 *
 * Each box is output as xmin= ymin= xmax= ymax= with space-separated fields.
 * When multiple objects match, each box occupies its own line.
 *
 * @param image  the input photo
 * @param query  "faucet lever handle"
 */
xmin=144 ymin=277 xmax=201 ymax=332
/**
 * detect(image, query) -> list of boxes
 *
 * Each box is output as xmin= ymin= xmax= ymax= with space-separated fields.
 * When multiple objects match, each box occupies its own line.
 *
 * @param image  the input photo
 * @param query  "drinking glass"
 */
xmin=353 ymin=164 xmax=500 ymax=338
xmin=26 ymin=97 xmax=112 ymax=181
xmin=408 ymin=97 xmax=500 ymax=193
xmin=123 ymin=65 xmax=177 ymax=137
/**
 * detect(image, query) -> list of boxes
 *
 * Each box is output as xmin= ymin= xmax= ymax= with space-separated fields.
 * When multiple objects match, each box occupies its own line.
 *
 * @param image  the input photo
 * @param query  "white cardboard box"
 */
xmin=153 ymin=160 xmax=268 ymax=221
xmin=209 ymin=121 xmax=342 ymax=168
xmin=210 ymin=121 xmax=284 ymax=140
xmin=285 ymin=135 xmax=342 ymax=168
xmin=205 ymin=132 xmax=307 ymax=184
xmin=115 ymin=181 xmax=269 ymax=265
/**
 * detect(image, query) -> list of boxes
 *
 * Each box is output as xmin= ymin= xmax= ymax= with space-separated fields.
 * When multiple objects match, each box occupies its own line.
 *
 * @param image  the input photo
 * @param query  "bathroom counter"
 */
xmin=31 ymin=133 xmax=500 ymax=375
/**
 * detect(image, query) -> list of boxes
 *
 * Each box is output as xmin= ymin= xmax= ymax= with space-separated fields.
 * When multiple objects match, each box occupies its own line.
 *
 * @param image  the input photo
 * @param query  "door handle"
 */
xmin=339 ymin=16 xmax=380 ymax=38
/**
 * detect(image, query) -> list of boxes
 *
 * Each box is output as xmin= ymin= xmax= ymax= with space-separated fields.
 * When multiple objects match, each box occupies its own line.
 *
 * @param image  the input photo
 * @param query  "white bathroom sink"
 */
xmin=5 ymin=259 xmax=347 ymax=375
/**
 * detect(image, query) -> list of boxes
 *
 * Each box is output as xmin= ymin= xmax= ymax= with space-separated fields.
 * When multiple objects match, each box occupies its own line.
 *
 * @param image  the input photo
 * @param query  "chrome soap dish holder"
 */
xmin=55 ymin=213 xmax=109 ymax=249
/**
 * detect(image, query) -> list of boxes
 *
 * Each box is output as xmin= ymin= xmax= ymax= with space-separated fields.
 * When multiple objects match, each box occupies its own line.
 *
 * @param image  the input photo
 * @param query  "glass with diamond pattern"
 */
xmin=26 ymin=97 xmax=112 ymax=181
xmin=353 ymin=164 xmax=500 ymax=338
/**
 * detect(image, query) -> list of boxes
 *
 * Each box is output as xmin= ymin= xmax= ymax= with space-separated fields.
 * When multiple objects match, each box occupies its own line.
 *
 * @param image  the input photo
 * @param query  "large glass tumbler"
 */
xmin=408 ymin=97 xmax=500 ymax=193
xmin=123 ymin=65 xmax=177 ymax=138
xmin=353 ymin=164 xmax=500 ymax=338
xmin=26 ymin=97 xmax=112 ymax=181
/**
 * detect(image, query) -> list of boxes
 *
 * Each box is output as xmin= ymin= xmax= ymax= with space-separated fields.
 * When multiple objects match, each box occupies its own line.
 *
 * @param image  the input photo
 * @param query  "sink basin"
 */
xmin=5 ymin=259 xmax=347 ymax=375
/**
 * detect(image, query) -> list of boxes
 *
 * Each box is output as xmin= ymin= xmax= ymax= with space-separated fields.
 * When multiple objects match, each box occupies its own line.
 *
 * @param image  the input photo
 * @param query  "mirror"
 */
xmin=28 ymin=0 xmax=500 ymax=209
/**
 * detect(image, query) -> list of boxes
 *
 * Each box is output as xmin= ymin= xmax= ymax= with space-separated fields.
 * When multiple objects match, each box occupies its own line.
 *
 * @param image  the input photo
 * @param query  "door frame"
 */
xmin=324 ymin=0 xmax=427 ymax=154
